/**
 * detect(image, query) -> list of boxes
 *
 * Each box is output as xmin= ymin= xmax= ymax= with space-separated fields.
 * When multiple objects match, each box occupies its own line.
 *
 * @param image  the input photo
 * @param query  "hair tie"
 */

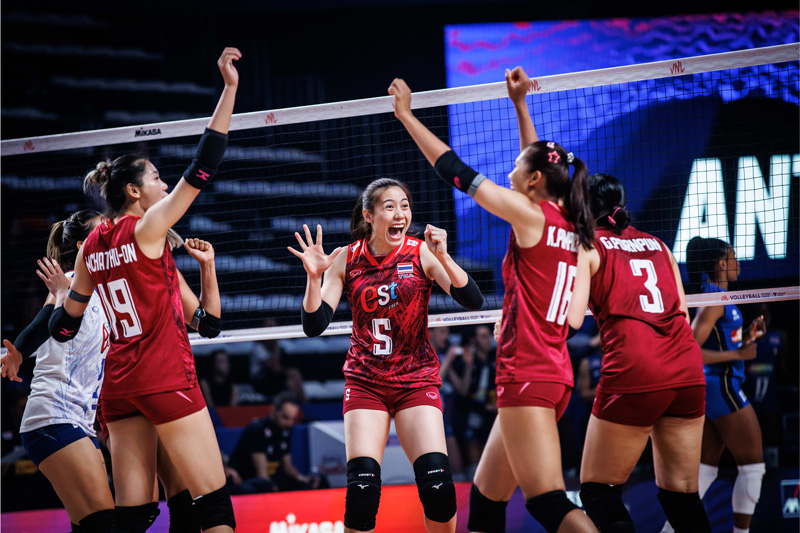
xmin=607 ymin=206 xmax=621 ymax=226
xmin=566 ymin=152 xmax=574 ymax=164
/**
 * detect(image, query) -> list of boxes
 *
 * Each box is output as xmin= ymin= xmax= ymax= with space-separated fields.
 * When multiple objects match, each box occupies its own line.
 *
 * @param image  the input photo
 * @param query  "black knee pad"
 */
xmin=579 ymin=482 xmax=634 ymax=532
xmin=468 ymin=484 xmax=508 ymax=533
xmin=78 ymin=509 xmax=114 ymax=533
xmin=167 ymin=490 xmax=201 ymax=533
xmin=194 ymin=485 xmax=236 ymax=531
xmin=657 ymin=488 xmax=711 ymax=533
xmin=345 ymin=457 xmax=382 ymax=531
xmin=525 ymin=490 xmax=579 ymax=533
xmin=111 ymin=502 xmax=160 ymax=532
xmin=413 ymin=452 xmax=457 ymax=523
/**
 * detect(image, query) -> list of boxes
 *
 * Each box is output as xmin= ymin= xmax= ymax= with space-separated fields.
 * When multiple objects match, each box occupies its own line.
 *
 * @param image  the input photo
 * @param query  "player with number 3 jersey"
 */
xmin=568 ymin=173 xmax=710 ymax=532
xmin=291 ymin=177 xmax=483 ymax=533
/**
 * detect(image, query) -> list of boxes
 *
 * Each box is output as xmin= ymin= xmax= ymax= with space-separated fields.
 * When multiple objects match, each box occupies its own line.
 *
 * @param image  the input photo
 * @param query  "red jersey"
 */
xmin=82 ymin=215 xmax=196 ymax=399
xmin=343 ymin=236 xmax=440 ymax=388
xmin=589 ymin=226 xmax=705 ymax=393
xmin=496 ymin=201 xmax=578 ymax=386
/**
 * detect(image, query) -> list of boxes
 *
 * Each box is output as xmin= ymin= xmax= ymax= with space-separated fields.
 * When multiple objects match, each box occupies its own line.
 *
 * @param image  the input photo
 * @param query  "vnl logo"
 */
xmin=781 ymin=479 xmax=800 ymax=518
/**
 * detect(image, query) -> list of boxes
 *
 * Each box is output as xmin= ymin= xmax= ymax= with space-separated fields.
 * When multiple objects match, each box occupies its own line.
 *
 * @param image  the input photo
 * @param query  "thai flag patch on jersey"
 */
xmin=397 ymin=263 xmax=414 ymax=275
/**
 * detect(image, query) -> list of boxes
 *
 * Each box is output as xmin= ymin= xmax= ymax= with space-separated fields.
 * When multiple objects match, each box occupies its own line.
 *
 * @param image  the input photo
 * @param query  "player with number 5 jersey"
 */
xmin=290 ymin=177 xmax=483 ymax=533
xmin=568 ymin=173 xmax=710 ymax=532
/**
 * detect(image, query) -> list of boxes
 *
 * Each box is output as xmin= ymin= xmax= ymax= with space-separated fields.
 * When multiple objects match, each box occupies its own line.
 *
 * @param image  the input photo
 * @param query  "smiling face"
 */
xmin=133 ymin=160 xmax=169 ymax=212
xmin=364 ymin=186 xmax=412 ymax=252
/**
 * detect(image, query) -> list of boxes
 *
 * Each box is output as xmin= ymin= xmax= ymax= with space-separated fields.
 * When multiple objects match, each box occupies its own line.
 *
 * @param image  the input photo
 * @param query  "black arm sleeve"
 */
xmin=49 ymin=306 xmax=84 ymax=342
xmin=449 ymin=275 xmax=484 ymax=311
xmin=301 ymin=301 xmax=334 ymax=338
xmin=13 ymin=304 xmax=55 ymax=357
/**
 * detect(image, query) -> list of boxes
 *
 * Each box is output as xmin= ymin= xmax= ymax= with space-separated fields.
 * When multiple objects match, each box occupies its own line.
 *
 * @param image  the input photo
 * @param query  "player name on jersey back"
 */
xmin=85 ymin=243 xmax=138 ymax=273
xmin=598 ymin=235 xmax=662 ymax=253
xmin=546 ymin=226 xmax=579 ymax=252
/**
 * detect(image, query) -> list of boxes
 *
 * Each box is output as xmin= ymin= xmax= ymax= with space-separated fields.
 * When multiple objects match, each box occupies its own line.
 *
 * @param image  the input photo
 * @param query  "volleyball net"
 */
xmin=2 ymin=43 xmax=798 ymax=344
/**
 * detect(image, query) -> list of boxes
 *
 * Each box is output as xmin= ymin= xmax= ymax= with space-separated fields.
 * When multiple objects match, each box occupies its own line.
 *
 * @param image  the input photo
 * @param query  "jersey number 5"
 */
xmin=372 ymin=318 xmax=392 ymax=355
xmin=96 ymin=278 xmax=143 ymax=339
xmin=629 ymin=259 xmax=665 ymax=314
xmin=546 ymin=261 xmax=577 ymax=325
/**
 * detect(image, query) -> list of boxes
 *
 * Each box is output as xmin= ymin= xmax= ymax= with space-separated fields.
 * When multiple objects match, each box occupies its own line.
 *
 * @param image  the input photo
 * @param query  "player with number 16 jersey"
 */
xmin=344 ymin=236 xmax=439 ymax=388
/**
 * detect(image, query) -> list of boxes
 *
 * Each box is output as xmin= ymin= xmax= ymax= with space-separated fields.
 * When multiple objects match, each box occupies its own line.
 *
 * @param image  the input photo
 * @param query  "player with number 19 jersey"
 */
xmin=81 ymin=215 xmax=196 ymax=399
xmin=343 ymin=236 xmax=440 ymax=388
xmin=496 ymin=201 xmax=578 ymax=387
xmin=588 ymin=226 xmax=705 ymax=394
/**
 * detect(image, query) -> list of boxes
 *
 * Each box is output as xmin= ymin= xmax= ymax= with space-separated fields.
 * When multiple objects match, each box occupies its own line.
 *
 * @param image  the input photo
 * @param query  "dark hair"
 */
xmin=350 ymin=178 xmax=413 ymax=240
xmin=273 ymin=391 xmax=300 ymax=410
xmin=46 ymin=210 xmax=102 ymax=271
xmin=83 ymin=154 xmax=148 ymax=217
xmin=587 ymin=173 xmax=633 ymax=233
xmin=685 ymin=236 xmax=732 ymax=292
xmin=521 ymin=141 xmax=594 ymax=249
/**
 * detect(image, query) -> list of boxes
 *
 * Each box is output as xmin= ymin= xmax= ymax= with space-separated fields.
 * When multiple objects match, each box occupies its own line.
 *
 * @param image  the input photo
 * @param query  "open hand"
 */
xmin=288 ymin=224 xmax=343 ymax=279
xmin=1 ymin=340 xmax=24 ymax=382
xmin=218 ymin=47 xmax=242 ymax=88
xmin=184 ymin=238 xmax=215 ymax=264
xmin=36 ymin=257 xmax=70 ymax=297
xmin=506 ymin=66 xmax=531 ymax=103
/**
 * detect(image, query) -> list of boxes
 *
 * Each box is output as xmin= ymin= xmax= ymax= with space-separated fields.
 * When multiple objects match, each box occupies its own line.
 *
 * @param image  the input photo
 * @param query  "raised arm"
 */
xmin=506 ymin=67 xmax=538 ymax=150
xmin=420 ymin=225 xmax=483 ymax=311
xmin=178 ymin=238 xmax=222 ymax=338
xmin=288 ymin=224 xmax=345 ymax=337
xmin=390 ymin=78 xmax=543 ymax=238
xmin=136 ymin=48 xmax=241 ymax=251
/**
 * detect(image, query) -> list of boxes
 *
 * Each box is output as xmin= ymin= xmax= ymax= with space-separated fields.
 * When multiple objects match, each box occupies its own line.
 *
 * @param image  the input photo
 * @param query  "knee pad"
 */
xmin=78 ymin=509 xmax=114 ymax=533
xmin=525 ymin=490 xmax=579 ymax=533
xmin=413 ymin=452 xmax=457 ymax=523
xmin=193 ymin=485 xmax=236 ymax=531
xmin=732 ymin=463 xmax=765 ymax=515
xmin=657 ymin=488 xmax=710 ymax=533
xmin=167 ymin=490 xmax=201 ymax=533
xmin=468 ymin=484 xmax=508 ymax=533
xmin=697 ymin=463 xmax=718 ymax=498
xmin=579 ymin=482 xmax=633 ymax=532
xmin=110 ymin=503 xmax=160 ymax=532
xmin=345 ymin=457 xmax=382 ymax=531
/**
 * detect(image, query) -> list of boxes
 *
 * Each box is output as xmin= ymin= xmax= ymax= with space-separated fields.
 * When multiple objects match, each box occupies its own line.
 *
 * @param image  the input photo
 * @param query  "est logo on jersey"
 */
xmin=359 ymin=282 xmax=399 ymax=313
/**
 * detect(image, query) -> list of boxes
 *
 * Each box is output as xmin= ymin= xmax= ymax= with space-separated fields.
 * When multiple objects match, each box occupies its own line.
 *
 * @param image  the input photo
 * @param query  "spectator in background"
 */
xmin=447 ymin=325 xmax=497 ymax=474
xmin=226 ymin=392 xmax=326 ymax=493
xmin=200 ymin=350 xmax=240 ymax=408
xmin=431 ymin=326 xmax=464 ymax=479
xmin=253 ymin=319 xmax=307 ymax=403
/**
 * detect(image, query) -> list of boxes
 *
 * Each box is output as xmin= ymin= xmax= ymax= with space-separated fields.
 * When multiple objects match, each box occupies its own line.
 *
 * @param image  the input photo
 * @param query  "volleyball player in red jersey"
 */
xmin=391 ymin=68 xmax=597 ymax=533
xmin=49 ymin=48 xmax=240 ymax=533
xmin=567 ymin=174 xmax=710 ymax=532
xmin=290 ymin=178 xmax=483 ymax=532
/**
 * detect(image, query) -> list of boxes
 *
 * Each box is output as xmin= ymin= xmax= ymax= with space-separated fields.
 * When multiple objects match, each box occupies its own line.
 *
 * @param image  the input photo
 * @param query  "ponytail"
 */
xmin=350 ymin=191 xmax=371 ymax=241
xmin=565 ymin=157 xmax=595 ymax=249
xmin=46 ymin=210 xmax=102 ymax=271
xmin=587 ymin=173 xmax=632 ymax=234
xmin=46 ymin=221 xmax=67 ymax=271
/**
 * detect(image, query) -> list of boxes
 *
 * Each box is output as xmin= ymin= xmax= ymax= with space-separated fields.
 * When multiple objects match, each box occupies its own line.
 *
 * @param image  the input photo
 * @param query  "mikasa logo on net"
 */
xmin=134 ymin=127 xmax=162 ymax=137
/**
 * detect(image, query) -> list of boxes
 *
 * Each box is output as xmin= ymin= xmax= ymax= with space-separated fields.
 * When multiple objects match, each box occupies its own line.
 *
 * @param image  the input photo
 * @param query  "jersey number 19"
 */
xmin=96 ymin=278 xmax=143 ymax=339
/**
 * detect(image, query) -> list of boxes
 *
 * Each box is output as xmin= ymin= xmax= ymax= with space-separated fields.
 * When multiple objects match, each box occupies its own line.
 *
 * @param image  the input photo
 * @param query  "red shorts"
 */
xmin=343 ymin=377 xmax=443 ymax=417
xmin=101 ymin=387 xmax=206 ymax=426
xmin=592 ymin=386 xmax=705 ymax=427
xmin=95 ymin=401 xmax=109 ymax=442
xmin=496 ymin=381 xmax=572 ymax=421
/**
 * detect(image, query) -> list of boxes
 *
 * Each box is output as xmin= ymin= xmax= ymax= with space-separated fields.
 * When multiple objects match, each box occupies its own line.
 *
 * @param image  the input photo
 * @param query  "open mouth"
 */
xmin=388 ymin=224 xmax=405 ymax=239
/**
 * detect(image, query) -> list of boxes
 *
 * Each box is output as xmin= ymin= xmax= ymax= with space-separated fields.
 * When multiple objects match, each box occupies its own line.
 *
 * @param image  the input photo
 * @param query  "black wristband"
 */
xmin=434 ymin=151 xmax=486 ymax=196
xmin=301 ymin=301 xmax=334 ymax=338
xmin=14 ymin=304 xmax=54 ymax=357
xmin=182 ymin=128 xmax=228 ymax=190
xmin=68 ymin=289 xmax=92 ymax=304
xmin=449 ymin=275 xmax=484 ymax=311
xmin=49 ymin=306 xmax=84 ymax=342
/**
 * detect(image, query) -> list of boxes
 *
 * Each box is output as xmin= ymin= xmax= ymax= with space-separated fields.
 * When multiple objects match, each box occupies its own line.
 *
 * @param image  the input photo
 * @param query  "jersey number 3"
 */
xmin=629 ymin=259 xmax=665 ymax=314
xmin=96 ymin=278 xmax=143 ymax=339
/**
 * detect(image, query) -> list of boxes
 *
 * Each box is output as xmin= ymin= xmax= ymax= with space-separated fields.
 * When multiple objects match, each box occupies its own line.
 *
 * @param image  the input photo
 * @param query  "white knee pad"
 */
xmin=697 ymin=463 xmax=718 ymax=498
xmin=732 ymin=463 xmax=765 ymax=515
